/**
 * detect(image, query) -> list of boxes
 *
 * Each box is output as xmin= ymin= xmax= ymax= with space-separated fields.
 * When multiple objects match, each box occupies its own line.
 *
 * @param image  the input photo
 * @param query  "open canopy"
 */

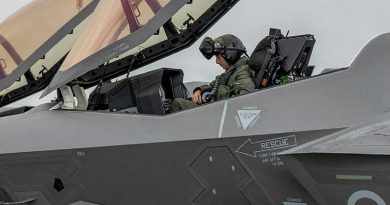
xmin=0 ymin=0 xmax=98 ymax=94
xmin=41 ymin=0 xmax=189 ymax=97
xmin=0 ymin=0 xmax=238 ymax=106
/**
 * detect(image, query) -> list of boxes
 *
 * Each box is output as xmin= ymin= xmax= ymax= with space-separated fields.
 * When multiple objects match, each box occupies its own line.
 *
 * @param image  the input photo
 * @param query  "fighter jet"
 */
xmin=0 ymin=0 xmax=389 ymax=204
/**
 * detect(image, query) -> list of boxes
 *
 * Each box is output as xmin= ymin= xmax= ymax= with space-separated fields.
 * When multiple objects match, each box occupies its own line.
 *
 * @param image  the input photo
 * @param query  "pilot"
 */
xmin=170 ymin=34 xmax=255 ymax=112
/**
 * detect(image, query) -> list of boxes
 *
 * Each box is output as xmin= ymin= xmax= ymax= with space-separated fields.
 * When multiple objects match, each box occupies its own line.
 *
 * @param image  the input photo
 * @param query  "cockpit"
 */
xmin=86 ymin=28 xmax=316 ymax=115
xmin=0 ymin=0 xmax=239 ymax=107
xmin=0 ymin=0 xmax=315 ymax=115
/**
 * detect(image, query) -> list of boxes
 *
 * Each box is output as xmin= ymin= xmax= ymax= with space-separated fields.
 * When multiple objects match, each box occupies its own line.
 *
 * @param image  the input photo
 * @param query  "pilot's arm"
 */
xmin=192 ymin=80 xmax=215 ymax=104
xmin=232 ymin=68 xmax=255 ymax=95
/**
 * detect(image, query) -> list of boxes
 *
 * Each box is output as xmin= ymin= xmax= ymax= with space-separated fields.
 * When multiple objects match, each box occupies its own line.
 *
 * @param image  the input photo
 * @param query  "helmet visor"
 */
xmin=199 ymin=37 xmax=215 ymax=60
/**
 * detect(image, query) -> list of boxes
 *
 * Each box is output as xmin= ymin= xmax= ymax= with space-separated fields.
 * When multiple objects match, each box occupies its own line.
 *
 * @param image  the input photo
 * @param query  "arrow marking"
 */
xmin=236 ymin=135 xmax=297 ymax=157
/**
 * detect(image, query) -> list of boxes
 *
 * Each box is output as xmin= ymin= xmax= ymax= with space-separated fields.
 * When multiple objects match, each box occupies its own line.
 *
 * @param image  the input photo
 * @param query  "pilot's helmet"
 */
xmin=199 ymin=34 xmax=246 ymax=65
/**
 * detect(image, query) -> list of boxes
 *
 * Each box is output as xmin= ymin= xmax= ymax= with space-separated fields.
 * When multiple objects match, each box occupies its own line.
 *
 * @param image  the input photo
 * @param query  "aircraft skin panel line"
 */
xmin=0 ymin=129 xmax=337 ymax=204
xmin=218 ymin=101 xmax=229 ymax=138
xmin=280 ymin=111 xmax=390 ymax=155
xmin=280 ymin=152 xmax=390 ymax=205
xmin=0 ymin=1 xmax=390 ymax=204
xmin=0 ymin=197 xmax=35 ymax=205
xmin=0 ymin=33 xmax=390 ymax=154
xmin=69 ymin=201 xmax=100 ymax=205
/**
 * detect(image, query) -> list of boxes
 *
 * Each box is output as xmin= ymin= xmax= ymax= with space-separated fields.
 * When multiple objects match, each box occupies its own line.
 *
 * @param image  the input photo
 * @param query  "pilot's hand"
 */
xmin=192 ymin=90 xmax=202 ymax=104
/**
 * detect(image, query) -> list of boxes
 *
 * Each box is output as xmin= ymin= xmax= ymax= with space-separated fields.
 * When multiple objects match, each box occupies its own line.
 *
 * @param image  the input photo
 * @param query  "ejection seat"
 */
xmin=249 ymin=28 xmax=316 ymax=89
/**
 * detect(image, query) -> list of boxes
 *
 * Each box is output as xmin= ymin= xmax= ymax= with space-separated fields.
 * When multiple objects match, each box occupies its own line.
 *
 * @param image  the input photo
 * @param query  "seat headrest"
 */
xmin=248 ymin=36 xmax=273 ymax=73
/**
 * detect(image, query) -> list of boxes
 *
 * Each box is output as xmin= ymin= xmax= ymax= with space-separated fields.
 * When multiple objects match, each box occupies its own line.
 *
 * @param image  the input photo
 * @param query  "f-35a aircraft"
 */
xmin=0 ymin=0 xmax=390 ymax=204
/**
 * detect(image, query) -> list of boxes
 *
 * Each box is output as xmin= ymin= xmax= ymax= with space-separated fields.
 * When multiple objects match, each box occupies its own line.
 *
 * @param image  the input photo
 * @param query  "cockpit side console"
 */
xmin=88 ymin=68 xmax=187 ymax=115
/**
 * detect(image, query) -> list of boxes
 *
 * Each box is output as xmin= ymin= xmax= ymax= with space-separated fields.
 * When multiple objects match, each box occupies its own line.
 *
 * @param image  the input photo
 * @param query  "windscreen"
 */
xmin=0 ymin=0 xmax=96 ymax=92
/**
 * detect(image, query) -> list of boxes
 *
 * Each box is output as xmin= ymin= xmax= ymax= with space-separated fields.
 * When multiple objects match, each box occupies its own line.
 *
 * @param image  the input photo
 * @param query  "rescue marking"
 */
xmin=236 ymin=135 xmax=297 ymax=157
xmin=218 ymin=101 xmax=228 ymax=138
xmin=235 ymin=106 xmax=262 ymax=130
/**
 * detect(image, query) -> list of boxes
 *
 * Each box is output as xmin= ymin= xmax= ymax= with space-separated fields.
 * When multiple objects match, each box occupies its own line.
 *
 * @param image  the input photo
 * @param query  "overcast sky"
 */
xmin=1 ymin=0 xmax=390 ymax=107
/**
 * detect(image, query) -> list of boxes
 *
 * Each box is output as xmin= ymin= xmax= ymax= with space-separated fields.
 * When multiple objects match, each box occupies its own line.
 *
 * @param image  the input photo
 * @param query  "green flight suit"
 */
xmin=170 ymin=56 xmax=255 ymax=112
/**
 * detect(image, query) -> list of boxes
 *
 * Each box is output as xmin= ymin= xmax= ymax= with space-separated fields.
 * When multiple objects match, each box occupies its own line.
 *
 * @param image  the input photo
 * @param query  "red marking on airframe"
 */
xmin=0 ymin=35 xmax=23 ymax=79
xmin=77 ymin=0 xmax=84 ymax=10
xmin=145 ymin=0 xmax=162 ymax=14
xmin=120 ymin=0 xmax=140 ymax=33
xmin=0 ymin=59 xmax=6 ymax=79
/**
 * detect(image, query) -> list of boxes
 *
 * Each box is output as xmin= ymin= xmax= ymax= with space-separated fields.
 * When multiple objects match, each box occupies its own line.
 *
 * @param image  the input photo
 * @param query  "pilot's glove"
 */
xmin=192 ymin=89 xmax=202 ymax=104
